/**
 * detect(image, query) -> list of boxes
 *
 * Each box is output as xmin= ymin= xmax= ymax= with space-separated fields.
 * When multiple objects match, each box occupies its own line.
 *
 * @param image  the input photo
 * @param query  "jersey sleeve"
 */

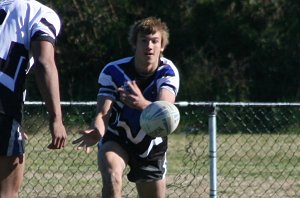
xmin=157 ymin=58 xmax=180 ymax=96
xmin=97 ymin=64 xmax=119 ymax=100
xmin=30 ymin=8 xmax=61 ymax=45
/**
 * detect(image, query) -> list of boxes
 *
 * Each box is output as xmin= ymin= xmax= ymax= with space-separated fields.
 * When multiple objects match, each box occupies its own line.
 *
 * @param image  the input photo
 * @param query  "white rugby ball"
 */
xmin=140 ymin=101 xmax=180 ymax=137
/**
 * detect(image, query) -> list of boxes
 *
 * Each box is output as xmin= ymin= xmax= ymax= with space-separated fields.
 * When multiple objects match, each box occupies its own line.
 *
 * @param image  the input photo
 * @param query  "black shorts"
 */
xmin=0 ymin=114 xmax=25 ymax=156
xmin=98 ymin=132 xmax=167 ymax=183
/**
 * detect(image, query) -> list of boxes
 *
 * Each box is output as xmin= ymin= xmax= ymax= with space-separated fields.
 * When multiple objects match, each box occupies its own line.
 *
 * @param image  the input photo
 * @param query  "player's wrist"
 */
xmin=93 ymin=127 xmax=103 ymax=140
xmin=139 ymin=100 xmax=151 ymax=111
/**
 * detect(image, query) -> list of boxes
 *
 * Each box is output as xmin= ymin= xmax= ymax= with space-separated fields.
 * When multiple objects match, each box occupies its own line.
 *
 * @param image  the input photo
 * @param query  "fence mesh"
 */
xmin=19 ymin=102 xmax=300 ymax=197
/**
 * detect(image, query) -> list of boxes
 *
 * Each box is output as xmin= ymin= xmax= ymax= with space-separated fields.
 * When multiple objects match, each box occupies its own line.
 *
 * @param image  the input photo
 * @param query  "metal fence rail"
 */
xmin=20 ymin=101 xmax=300 ymax=197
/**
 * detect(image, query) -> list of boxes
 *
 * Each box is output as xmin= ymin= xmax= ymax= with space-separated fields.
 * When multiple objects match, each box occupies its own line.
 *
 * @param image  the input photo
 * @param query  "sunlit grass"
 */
xmin=20 ymin=126 xmax=300 ymax=197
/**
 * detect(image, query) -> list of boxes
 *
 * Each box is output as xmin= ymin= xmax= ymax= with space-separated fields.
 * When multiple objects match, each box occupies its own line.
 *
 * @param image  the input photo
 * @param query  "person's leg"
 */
xmin=0 ymin=155 xmax=25 ymax=198
xmin=136 ymin=179 xmax=166 ymax=198
xmin=127 ymin=148 xmax=168 ymax=198
xmin=98 ymin=141 xmax=129 ymax=198
xmin=0 ymin=114 xmax=25 ymax=198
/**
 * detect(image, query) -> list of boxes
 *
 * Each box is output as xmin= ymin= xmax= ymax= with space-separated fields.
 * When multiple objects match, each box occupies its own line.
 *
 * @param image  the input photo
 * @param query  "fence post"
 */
xmin=209 ymin=103 xmax=217 ymax=198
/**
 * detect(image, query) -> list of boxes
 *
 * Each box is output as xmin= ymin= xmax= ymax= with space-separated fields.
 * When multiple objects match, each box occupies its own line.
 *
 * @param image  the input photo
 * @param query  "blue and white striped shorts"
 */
xmin=0 ymin=114 xmax=25 ymax=156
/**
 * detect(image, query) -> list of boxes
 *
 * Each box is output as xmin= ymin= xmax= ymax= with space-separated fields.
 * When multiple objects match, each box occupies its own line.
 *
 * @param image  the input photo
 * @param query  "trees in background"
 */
xmin=28 ymin=0 xmax=300 ymax=102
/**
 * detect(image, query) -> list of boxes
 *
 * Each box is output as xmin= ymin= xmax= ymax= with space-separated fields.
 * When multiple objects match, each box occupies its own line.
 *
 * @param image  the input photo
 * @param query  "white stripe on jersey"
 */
xmin=0 ymin=0 xmax=61 ymax=59
xmin=118 ymin=120 xmax=146 ymax=144
xmin=98 ymin=57 xmax=133 ymax=84
xmin=157 ymin=57 xmax=180 ymax=95
xmin=0 ymin=56 xmax=26 ymax=91
xmin=0 ymin=0 xmax=61 ymax=120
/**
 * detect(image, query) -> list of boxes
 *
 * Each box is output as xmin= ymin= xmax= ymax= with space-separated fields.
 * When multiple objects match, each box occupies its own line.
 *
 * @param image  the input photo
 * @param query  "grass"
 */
xmin=19 ymin=126 xmax=300 ymax=197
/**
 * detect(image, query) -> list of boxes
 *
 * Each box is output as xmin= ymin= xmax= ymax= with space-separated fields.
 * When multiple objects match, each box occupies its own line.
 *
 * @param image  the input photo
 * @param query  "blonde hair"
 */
xmin=128 ymin=17 xmax=169 ymax=50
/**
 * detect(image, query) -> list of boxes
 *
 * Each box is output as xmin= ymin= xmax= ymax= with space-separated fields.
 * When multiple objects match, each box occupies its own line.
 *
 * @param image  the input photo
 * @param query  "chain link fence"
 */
xmin=20 ymin=102 xmax=300 ymax=197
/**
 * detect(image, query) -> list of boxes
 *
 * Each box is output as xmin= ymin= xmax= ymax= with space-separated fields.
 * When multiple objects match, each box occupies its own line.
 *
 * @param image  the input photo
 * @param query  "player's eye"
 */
xmin=152 ymin=39 xmax=160 ymax=44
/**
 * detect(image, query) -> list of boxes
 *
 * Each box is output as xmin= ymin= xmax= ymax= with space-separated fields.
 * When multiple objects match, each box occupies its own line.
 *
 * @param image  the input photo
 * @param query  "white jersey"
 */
xmin=0 ymin=0 xmax=61 ymax=122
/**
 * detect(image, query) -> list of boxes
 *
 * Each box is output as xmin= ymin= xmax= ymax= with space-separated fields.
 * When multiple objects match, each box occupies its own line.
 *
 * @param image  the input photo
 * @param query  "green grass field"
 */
xmin=19 ymin=128 xmax=300 ymax=197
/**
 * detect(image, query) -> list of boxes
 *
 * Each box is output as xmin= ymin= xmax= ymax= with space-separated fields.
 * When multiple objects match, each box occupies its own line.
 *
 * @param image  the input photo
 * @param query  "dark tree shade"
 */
xmin=27 ymin=0 xmax=300 ymax=102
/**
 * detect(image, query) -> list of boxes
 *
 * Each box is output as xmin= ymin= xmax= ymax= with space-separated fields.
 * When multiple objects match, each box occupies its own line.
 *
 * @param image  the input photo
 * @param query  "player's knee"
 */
xmin=102 ymin=170 xmax=123 ymax=196
xmin=103 ymin=170 xmax=122 ymax=187
xmin=106 ymin=171 xmax=123 ymax=187
xmin=111 ymin=171 xmax=123 ymax=186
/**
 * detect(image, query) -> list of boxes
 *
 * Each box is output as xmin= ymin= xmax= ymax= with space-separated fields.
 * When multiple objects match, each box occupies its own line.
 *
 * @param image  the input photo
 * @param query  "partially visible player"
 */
xmin=73 ymin=17 xmax=179 ymax=198
xmin=0 ymin=0 xmax=67 ymax=197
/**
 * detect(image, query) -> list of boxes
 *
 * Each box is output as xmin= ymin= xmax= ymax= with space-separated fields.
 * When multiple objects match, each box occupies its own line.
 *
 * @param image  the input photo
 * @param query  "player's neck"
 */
xmin=134 ymin=59 xmax=158 ymax=77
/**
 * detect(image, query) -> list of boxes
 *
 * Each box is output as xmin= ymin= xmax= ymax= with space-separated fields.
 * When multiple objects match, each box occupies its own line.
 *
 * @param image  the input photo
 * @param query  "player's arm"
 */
xmin=72 ymin=95 xmax=113 ymax=153
xmin=94 ymin=96 xmax=113 ymax=138
xmin=31 ymin=40 xmax=67 ymax=149
xmin=157 ymin=88 xmax=176 ymax=104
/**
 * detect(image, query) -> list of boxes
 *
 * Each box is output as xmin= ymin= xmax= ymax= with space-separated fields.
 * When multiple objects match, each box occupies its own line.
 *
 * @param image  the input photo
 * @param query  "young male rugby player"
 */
xmin=74 ymin=17 xmax=179 ymax=198
xmin=0 ymin=1 xmax=67 ymax=197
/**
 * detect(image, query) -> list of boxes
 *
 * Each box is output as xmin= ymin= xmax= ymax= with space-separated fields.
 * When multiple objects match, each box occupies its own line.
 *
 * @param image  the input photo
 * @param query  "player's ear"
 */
xmin=0 ymin=9 xmax=7 ymax=25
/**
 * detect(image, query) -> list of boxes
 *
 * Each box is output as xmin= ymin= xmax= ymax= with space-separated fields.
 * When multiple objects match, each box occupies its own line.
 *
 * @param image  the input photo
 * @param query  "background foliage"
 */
xmin=27 ymin=0 xmax=300 ymax=102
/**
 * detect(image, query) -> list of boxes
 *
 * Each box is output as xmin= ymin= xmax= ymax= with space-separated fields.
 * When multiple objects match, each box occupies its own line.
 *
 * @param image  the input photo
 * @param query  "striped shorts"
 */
xmin=99 ymin=133 xmax=167 ymax=183
xmin=0 ymin=114 xmax=25 ymax=156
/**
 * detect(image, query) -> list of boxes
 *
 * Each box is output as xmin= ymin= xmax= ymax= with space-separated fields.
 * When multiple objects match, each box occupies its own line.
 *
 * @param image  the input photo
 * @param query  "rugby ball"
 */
xmin=140 ymin=101 xmax=180 ymax=137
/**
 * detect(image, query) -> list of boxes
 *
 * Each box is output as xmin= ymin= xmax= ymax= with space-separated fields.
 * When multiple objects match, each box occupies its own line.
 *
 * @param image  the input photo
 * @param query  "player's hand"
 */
xmin=72 ymin=128 xmax=101 ymax=154
xmin=21 ymin=128 xmax=28 ymax=140
xmin=118 ymin=81 xmax=150 ymax=110
xmin=48 ymin=120 xmax=67 ymax=149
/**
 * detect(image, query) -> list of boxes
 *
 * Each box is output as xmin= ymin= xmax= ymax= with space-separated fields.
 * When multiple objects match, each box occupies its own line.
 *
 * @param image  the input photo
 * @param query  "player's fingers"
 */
xmin=22 ymin=131 xmax=28 ymax=140
xmin=23 ymin=132 xmax=28 ymax=140
xmin=72 ymin=136 xmax=84 ymax=144
xmin=51 ymin=136 xmax=59 ymax=148
xmin=75 ymin=146 xmax=83 ymax=150
xmin=118 ymin=90 xmax=126 ymax=99
xmin=127 ymin=81 xmax=138 ymax=93
xmin=126 ymin=80 xmax=133 ymax=86
xmin=86 ymin=146 xmax=92 ymax=154
xmin=75 ymin=141 xmax=87 ymax=150
xmin=47 ymin=143 xmax=56 ymax=149
xmin=117 ymin=86 xmax=125 ymax=92
xmin=75 ymin=142 xmax=92 ymax=154
xmin=48 ymin=142 xmax=61 ymax=149
xmin=57 ymin=138 xmax=66 ymax=148
xmin=47 ymin=138 xmax=64 ymax=149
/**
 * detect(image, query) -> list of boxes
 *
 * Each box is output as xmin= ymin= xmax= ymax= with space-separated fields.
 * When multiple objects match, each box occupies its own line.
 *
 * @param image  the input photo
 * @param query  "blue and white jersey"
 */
xmin=0 ymin=0 xmax=61 ymax=122
xmin=98 ymin=56 xmax=180 ymax=158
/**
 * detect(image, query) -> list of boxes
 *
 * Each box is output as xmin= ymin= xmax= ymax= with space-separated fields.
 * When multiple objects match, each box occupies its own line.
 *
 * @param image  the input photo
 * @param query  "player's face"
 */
xmin=134 ymin=31 xmax=164 ymax=70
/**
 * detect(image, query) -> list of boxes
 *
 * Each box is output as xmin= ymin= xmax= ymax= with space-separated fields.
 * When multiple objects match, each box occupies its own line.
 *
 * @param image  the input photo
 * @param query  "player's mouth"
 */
xmin=145 ymin=52 xmax=154 ymax=56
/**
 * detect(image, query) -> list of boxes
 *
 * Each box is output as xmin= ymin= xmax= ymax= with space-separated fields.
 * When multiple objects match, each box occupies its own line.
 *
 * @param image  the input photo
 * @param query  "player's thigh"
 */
xmin=0 ymin=155 xmax=25 ymax=192
xmin=98 ymin=141 xmax=128 ymax=175
xmin=136 ymin=179 xmax=166 ymax=198
xmin=0 ymin=114 xmax=25 ymax=156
